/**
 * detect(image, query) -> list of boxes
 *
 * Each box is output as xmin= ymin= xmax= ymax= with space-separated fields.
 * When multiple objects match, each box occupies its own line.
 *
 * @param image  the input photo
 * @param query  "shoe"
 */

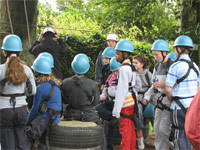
xmin=137 ymin=137 xmax=145 ymax=150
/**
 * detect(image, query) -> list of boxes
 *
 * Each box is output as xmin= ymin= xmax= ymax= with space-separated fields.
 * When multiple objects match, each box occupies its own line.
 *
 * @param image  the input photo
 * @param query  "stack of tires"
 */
xmin=38 ymin=121 xmax=103 ymax=150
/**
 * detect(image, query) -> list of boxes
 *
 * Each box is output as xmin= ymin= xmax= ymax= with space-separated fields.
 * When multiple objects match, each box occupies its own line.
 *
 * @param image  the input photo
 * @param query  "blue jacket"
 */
xmin=28 ymin=81 xmax=62 ymax=124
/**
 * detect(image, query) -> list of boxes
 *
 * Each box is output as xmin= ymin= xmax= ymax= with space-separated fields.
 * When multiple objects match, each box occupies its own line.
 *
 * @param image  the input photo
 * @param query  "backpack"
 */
xmin=185 ymin=89 xmax=200 ymax=149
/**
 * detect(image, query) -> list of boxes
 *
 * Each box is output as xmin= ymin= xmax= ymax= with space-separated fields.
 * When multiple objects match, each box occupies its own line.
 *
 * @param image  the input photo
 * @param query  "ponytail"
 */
xmin=6 ymin=52 xmax=27 ymax=85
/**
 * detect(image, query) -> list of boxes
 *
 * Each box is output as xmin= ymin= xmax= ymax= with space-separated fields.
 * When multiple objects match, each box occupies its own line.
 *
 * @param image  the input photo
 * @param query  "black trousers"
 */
xmin=0 ymin=106 xmax=31 ymax=150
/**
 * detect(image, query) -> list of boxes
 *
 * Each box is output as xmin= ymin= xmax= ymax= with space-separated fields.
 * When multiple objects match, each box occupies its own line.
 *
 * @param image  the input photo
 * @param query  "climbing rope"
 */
xmin=24 ymin=0 xmax=31 ymax=47
xmin=6 ymin=0 xmax=14 ymax=34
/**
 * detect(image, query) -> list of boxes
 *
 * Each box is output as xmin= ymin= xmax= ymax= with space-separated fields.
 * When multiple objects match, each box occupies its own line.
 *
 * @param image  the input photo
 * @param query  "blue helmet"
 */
xmin=37 ymin=52 xmax=54 ymax=68
xmin=1 ymin=34 xmax=23 ymax=52
xmin=32 ymin=57 xmax=52 ymax=75
xmin=115 ymin=40 xmax=134 ymax=53
xmin=143 ymin=102 xmax=154 ymax=118
xmin=109 ymin=57 xmax=121 ymax=71
xmin=71 ymin=53 xmax=90 ymax=74
xmin=167 ymin=52 xmax=176 ymax=61
xmin=102 ymin=47 xmax=116 ymax=58
xmin=173 ymin=35 xmax=193 ymax=48
xmin=151 ymin=39 xmax=170 ymax=52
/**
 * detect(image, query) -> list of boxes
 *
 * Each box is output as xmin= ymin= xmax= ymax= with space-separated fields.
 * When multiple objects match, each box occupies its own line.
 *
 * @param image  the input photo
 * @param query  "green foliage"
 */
xmin=52 ymin=7 xmax=101 ymax=37
xmin=37 ymin=1 xmax=182 ymax=79
xmin=59 ymin=33 xmax=156 ymax=79
xmin=84 ymin=0 xmax=179 ymax=43
xmin=60 ymin=33 xmax=107 ymax=79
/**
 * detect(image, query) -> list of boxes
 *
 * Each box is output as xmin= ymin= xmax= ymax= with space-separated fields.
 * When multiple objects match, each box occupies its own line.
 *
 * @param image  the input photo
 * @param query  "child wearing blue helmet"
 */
xmin=99 ymin=47 xmax=116 ymax=91
xmin=143 ymin=39 xmax=174 ymax=150
xmin=0 ymin=34 xmax=36 ymax=149
xmin=61 ymin=54 xmax=100 ymax=124
xmin=96 ymin=57 xmax=120 ymax=149
xmin=112 ymin=39 xmax=142 ymax=150
xmin=27 ymin=56 xmax=62 ymax=149
xmin=165 ymin=35 xmax=200 ymax=150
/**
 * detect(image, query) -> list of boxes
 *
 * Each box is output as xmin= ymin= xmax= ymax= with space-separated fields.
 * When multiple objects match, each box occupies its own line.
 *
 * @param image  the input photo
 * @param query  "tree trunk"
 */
xmin=0 ymin=0 xmax=38 ymax=66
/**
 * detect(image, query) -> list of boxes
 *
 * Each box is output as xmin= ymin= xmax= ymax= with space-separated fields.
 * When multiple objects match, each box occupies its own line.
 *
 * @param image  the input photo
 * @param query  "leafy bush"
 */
xmin=60 ymin=33 xmax=156 ymax=79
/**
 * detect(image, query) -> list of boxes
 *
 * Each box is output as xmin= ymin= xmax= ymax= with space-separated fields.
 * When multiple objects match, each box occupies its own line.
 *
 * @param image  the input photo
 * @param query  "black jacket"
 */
xmin=29 ymin=38 xmax=68 ymax=79
xmin=100 ymin=64 xmax=112 ymax=86
xmin=61 ymin=76 xmax=100 ymax=123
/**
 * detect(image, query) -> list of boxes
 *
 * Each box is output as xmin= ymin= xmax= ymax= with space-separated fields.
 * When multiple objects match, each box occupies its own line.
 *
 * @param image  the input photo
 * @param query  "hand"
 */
xmin=142 ymin=99 xmax=148 ymax=105
xmin=100 ymin=97 xmax=106 ymax=104
xmin=54 ymin=29 xmax=59 ymax=39
xmin=154 ymin=82 xmax=165 ymax=89
xmin=38 ymin=31 xmax=43 ymax=42
xmin=100 ymin=85 xmax=105 ymax=91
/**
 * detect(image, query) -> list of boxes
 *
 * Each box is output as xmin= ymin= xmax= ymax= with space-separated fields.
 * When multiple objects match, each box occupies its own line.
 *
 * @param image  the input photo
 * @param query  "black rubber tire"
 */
xmin=38 ymin=143 xmax=101 ymax=150
xmin=40 ymin=121 xmax=103 ymax=149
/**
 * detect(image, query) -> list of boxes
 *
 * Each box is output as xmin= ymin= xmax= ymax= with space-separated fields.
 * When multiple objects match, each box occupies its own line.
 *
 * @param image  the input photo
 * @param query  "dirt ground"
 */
xmin=144 ymin=132 xmax=155 ymax=150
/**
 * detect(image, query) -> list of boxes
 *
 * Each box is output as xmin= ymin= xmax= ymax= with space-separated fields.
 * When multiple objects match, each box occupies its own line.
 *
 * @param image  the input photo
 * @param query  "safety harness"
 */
xmin=40 ymin=80 xmax=60 ymax=150
xmin=105 ymin=74 xmax=118 ymax=103
xmin=171 ymin=59 xmax=199 ymax=131
xmin=119 ymin=62 xmax=140 ymax=127
xmin=26 ymin=80 xmax=60 ymax=150
xmin=0 ymin=78 xmax=32 ymax=150
xmin=154 ymin=59 xmax=174 ymax=111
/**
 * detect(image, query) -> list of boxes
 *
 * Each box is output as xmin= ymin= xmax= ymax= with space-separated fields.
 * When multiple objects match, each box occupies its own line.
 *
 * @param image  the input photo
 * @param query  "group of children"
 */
xmin=95 ymin=34 xmax=200 ymax=150
xmin=0 ymin=29 xmax=199 ymax=150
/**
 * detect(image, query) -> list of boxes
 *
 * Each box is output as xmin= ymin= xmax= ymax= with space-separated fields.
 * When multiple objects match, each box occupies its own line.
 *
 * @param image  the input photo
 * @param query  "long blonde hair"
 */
xmin=6 ymin=52 xmax=27 ymax=85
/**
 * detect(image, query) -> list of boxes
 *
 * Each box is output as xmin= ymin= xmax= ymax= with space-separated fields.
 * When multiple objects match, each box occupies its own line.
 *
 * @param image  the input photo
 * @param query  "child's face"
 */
xmin=116 ymin=50 xmax=123 ymax=62
xmin=107 ymin=40 xmax=117 ymax=48
xmin=103 ymin=56 xmax=110 ymax=65
xmin=113 ymin=70 xmax=119 ymax=76
xmin=132 ymin=59 xmax=143 ymax=70
xmin=152 ymin=50 xmax=166 ymax=63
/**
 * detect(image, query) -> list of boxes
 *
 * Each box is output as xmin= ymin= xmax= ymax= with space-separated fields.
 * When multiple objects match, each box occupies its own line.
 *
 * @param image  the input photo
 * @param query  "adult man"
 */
xmin=29 ymin=27 xmax=68 ymax=79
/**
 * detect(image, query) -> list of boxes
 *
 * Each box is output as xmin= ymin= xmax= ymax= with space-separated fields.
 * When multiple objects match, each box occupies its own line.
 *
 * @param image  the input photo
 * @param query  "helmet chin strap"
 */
xmin=121 ymin=52 xmax=129 ymax=63
xmin=175 ymin=47 xmax=188 ymax=62
xmin=161 ymin=51 xmax=166 ymax=63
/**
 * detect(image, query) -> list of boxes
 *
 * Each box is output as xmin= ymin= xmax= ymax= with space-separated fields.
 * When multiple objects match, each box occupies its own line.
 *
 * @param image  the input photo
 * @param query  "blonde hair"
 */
xmin=36 ymin=73 xmax=61 ymax=86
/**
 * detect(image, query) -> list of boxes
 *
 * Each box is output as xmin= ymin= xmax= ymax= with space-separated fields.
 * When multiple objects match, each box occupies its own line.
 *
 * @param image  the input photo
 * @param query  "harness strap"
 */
xmin=156 ymin=93 xmax=170 ymax=111
xmin=172 ymin=124 xmax=184 ymax=130
xmin=176 ymin=59 xmax=199 ymax=84
xmin=120 ymin=113 xmax=134 ymax=121
xmin=45 ymin=109 xmax=60 ymax=150
xmin=1 ymin=93 xmax=25 ymax=97
xmin=156 ymin=105 xmax=163 ymax=111
xmin=172 ymin=96 xmax=194 ymax=114
xmin=122 ymin=63 xmax=138 ymax=115
xmin=46 ymin=108 xmax=61 ymax=115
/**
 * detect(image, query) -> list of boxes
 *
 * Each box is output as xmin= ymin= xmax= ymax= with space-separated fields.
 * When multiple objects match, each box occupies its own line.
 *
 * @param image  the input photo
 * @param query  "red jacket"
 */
xmin=185 ymin=88 xmax=200 ymax=149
